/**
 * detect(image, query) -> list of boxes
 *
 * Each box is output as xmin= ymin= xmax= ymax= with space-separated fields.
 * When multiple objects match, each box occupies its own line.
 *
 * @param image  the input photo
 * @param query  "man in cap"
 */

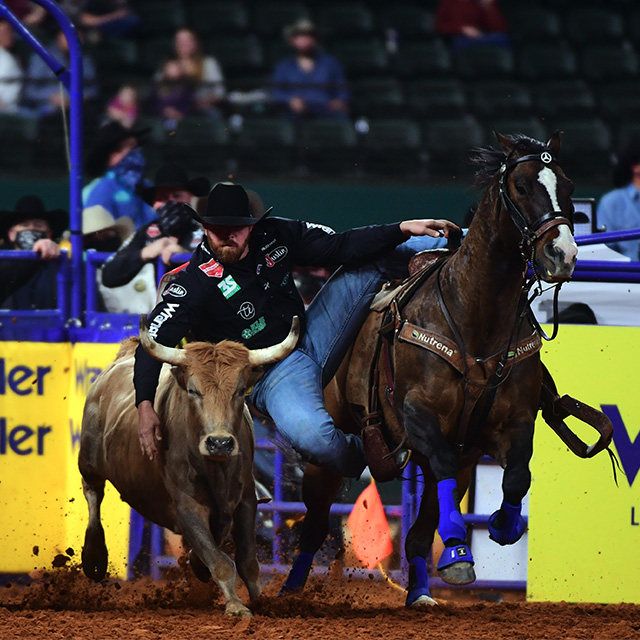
xmin=101 ymin=163 xmax=210 ymax=292
xmin=0 ymin=195 xmax=68 ymax=308
xmin=134 ymin=182 xmax=458 ymax=482
xmin=596 ymin=140 xmax=640 ymax=260
xmin=271 ymin=19 xmax=349 ymax=119
xmin=83 ymin=120 xmax=156 ymax=231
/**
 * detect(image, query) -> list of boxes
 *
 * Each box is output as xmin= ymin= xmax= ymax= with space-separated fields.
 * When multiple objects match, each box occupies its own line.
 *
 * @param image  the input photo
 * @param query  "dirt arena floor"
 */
xmin=1 ymin=561 xmax=639 ymax=640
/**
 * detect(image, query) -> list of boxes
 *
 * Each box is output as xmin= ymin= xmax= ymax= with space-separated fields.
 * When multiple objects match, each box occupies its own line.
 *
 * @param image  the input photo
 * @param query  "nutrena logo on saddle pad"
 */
xmin=528 ymin=325 xmax=640 ymax=604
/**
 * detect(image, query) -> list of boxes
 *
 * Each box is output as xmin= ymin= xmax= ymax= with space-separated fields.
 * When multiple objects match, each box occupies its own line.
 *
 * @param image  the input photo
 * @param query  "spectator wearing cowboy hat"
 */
xmin=83 ymin=120 xmax=156 ymax=231
xmin=271 ymin=18 xmax=349 ymax=119
xmin=0 ymin=194 xmax=68 ymax=308
xmin=99 ymin=164 xmax=210 ymax=314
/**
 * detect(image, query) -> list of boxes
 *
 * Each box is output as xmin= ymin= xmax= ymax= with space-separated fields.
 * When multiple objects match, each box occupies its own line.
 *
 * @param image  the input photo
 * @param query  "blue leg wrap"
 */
xmin=405 ymin=556 xmax=434 ymax=606
xmin=437 ymin=479 xmax=467 ymax=544
xmin=279 ymin=551 xmax=314 ymax=595
xmin=488 ymin=500 xmax=527 ymax=546
xmin=437 ymin=542 xmax=474 ymax=571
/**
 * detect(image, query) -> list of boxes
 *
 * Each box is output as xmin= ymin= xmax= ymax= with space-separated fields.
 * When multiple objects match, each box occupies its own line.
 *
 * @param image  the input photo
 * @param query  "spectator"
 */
xmin=150 ymin=58 xmax=194 ymax=130
xmin=434 ymin=0 xmax=511 ymax=51
xmin=0 ymin=20 xmax=22 ymax=114
xmin=271 ymin=19 xmax=349 ymax=120
xmin=76 ymin=0 xmax=141 ymax=40
xmin=20 ymin=28 xmax=98 ymax=118
xmin=83 ymin=120 xmax=156 ymax=230
xmin=0 ymin=194 xmax=67 ymax=308
xmin=5 ymin=1 xmax=47 ymax=29
xmin=101 ymin=164 xmax=211 ymax=313
xmin=596 ymin=141 xmax=640 ymax=260
xmin=82 ymin=205 xmax=133 ymax=252
xmin=171 ymin=28 xmax=225 ymax=117
xmin=105 ymin=83 xmax=139 ymax=128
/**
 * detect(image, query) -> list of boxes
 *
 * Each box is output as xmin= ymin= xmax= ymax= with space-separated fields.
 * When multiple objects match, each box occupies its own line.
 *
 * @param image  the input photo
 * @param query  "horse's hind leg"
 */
xmin=488 ymin=422 xmax=532 ymax=546
xmin=80 ymin=472 xmax=109 ymax=581
xmin=280 ymin=463 xmax=343 ymax=594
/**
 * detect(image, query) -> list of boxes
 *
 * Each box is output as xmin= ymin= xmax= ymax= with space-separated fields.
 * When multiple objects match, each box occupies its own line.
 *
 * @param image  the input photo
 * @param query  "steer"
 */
xmin=78 ymin=316 xmax=300 ymax=617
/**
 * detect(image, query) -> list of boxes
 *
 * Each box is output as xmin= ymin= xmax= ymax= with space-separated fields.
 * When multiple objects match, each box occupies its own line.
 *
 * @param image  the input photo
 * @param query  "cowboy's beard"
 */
xmin=209 ymin=236 xmax=250 ymax=264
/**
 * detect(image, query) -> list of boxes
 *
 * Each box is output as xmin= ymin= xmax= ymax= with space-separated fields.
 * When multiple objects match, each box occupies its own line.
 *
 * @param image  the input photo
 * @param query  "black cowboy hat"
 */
xmin=0 ymin=195 xmax=68 ymax=240
xmin=192 ymin=183 xmax=273 ymax=227
xmin=85 ymin=120 xmax=150 ymax=177
xmin=138 ymin=163 xmax=211 ymax=205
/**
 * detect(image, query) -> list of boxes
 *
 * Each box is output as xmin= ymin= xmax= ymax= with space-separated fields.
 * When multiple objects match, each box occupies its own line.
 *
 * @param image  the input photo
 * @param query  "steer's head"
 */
xmin=139 ymin=316 xmax=299 ymax=461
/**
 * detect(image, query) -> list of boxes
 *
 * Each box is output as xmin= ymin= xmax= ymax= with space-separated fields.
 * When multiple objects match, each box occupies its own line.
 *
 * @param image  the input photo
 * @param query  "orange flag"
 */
xmin=347 ymin=482 xmax=393 ymax=570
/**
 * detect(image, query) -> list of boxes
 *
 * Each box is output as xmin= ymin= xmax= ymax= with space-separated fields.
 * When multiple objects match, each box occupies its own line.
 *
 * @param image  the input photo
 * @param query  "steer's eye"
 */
xmin=237 ymin=386 xmax=246 ymax=397
xmin=187 ymin=387 xmax=200 ymax=398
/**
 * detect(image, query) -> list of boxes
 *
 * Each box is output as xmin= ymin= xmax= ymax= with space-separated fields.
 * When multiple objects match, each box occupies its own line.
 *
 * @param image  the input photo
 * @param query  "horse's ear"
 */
xmin=494 ymin=130 xmax=513 ymax=156
xmin=546 ymin=130 xmax=561 ymax=156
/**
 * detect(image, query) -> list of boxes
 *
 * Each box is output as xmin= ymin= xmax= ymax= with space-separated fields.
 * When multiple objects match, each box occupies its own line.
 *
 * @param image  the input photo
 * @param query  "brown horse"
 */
xmin=280 ymin=132 xmax=581 ymax=605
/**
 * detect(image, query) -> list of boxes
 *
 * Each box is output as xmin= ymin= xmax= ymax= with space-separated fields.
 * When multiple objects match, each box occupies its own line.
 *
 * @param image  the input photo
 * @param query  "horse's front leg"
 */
xmin=280 ymin=463 xmax=343 ymax=594
xmin=487 ymin=421 xmax=532 ymax=546
xmin=403 ymin=391 xmax=476 ymax=589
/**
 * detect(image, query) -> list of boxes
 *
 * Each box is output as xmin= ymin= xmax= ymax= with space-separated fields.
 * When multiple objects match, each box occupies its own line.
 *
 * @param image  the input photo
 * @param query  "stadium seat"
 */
xmin=351 ymin=76 xmax=406 ymax=117
xmin=233 ymin=117 xmax=296 ymax=174
xmin=506 ymin=7 xmax=562 ymax=43
xmin=205 ymin=35 xmax=266 ymax=80
xmin=316 ymin=4 xmax=375 ymax=39
xmin=299 ymin=118 xmax=359 ymax=175
xmin=329 ymin=39 xmax=389 ymax=78
xmin=393 ymin=39 xmax=452 ymax=79
xmin=454 ymin=45 xmax=515 ymax=80
xmin=0 ymin=115 xmax=37 ymax=173
xmin=483 ymin=117 xmax=548 ymax=146
xmin=614 ymin=121 xmax=640 ymax=153
xmin=251 ymin=2 xmax=310 ymax=36
xmin=629 ymin=11 xmax=640 ymax=45
xmin=406 ymin=78 xmax=467 ymax=119
xmin=138 ymin=36 xmax=175 ymax=74
xmin=467 ymin=81 xmax=532 ymax=118
xmin=565 ymin=8 xmax=625 ymax=45
xmin=554 ymin=118 xmax=613 ymax=181
xmin=517 ymin=42 xmax=578 ymax=81
xmin=532 ymin=79 xmax=596 ymax=120
xmin=188 ymin=1 xmax=250 ymax=34
xmin=580 ymin=44 xmax=639 ymax=83
xmin=375 ymin=5 xmax=435 ymax=40
xmin=596 ymin=82 xmax=640 ymax=120
xmin=422 ymin=115 xmax=484 ymax=178
xmin=360 ymin=118 xmax=424 ymax=176
xmin=137 ymin=1 xmax=186 ymax=35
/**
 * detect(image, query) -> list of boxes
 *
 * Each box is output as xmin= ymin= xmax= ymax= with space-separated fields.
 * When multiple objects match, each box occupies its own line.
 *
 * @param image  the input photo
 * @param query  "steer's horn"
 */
xmin=248 ymin=316 xmax=300 ymax=367
xmin=139 ymin=314 xmax=187 ymax=366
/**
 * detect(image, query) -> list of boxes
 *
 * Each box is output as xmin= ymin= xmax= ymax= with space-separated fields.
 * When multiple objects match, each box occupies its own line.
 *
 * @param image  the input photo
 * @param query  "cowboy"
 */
xmin=133 ymin=182 xmax=459 ymax=480
xmin=83 ymin=120 xmax=156 ymax=231
xmin=99 ymin=164 xmax=211 ymax=314
xmin=0 ymin=195 xmax=68 ymax=308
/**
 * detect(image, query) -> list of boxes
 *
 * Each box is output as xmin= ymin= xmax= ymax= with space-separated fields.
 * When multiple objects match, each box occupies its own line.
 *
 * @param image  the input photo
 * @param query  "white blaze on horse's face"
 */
xmin=537 ymin=166 xmax=578 ymax=279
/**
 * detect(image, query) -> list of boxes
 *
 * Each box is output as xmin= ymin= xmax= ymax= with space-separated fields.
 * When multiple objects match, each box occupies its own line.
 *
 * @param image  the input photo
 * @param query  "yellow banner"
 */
xmin=528 ymin=326 xmax=640 ymax=603
xmin=0 ymin=342 xmax=130 ymax=577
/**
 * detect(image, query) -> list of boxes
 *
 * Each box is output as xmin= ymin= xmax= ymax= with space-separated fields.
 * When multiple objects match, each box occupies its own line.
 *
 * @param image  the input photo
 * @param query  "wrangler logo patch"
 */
xmin=218 ymin=275 xmax=241 ymax=299
xmin=265 ymin=245 xmax=288 ymax=267
xmin=199 ymin=258 xmax=224 ymax=278
xmin=148 ymin=303 xmax=180 ymax=338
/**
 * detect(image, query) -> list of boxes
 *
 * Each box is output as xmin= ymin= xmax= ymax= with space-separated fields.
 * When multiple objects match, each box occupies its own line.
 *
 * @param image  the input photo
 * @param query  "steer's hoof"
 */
xmin=438 ymin=561 xmax=476 ymax=586
xmin=225 ymin=602 xmax=252 ymax=618
xmin=189 ymin=549 xmax=211 ymax=583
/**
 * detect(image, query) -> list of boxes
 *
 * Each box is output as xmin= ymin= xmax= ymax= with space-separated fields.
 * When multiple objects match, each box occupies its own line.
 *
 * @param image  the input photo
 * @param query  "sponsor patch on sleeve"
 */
xmin=304 ymin=221 xmax=335 ymax=234
xmin=163 ymin=283 xmax=187 ymax=298
xmin=199 ymin=258 xmax=224 ymax=278
xmin=146 ymin=223 xmax=162 ymax=239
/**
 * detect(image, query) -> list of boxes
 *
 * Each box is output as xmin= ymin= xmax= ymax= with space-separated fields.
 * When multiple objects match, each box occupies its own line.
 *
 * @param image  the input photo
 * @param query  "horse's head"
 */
xmin=494 ymin=131 xmax=577 ymax=283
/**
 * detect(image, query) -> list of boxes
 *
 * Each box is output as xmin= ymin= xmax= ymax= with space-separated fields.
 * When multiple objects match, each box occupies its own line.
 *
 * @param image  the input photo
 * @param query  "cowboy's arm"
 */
xmin=101 ymin=227 xmax=148 ymax=287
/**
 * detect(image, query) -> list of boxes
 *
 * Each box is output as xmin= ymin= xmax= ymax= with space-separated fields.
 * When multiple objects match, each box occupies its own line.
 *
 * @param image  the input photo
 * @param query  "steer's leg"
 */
xmin=232 ymin=490 xmax=261 ymax=601
xmin=280 ymin=463 xmax=343 ymax=594
xmin=80 ymin=474 xmax=108 ymax=582
xmin=488 ymin=422 xmax=532 ymax=546
xmin=403 ymin=391 xmax=475 ymax=587
xmin=176 ymin=493 xmax=252 ymax=617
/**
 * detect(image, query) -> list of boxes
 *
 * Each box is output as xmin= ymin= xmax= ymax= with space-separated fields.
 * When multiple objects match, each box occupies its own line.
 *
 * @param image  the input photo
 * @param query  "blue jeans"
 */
xmin=249 ymin=235 xmax=447 ymax=477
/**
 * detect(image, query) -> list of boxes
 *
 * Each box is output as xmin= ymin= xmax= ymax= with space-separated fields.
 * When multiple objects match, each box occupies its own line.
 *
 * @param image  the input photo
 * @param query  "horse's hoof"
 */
xmin=189 ymin=549 xmax=211 ymax=583
xmin=438 ymin=561 xmax=476 ymax=586
xmin=279 ymin=551 xmax=313 ymax=596
xmin=81 ymin=525 xmax=108 ymax=582
xmin=488 ymin=508 xmax=526 ymax=546
xmin=406 ymin=586 xmax=438 ymax=607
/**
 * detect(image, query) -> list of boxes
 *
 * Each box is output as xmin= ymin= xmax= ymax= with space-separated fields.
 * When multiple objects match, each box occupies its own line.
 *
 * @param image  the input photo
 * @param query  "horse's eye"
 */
xmin=515 ymin=183 xmax=528 ymax=196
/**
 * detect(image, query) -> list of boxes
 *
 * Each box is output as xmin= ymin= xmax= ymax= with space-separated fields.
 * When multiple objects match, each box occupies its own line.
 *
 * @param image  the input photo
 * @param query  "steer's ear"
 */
xmin=171 ymin=365 xmax=188 ymax=390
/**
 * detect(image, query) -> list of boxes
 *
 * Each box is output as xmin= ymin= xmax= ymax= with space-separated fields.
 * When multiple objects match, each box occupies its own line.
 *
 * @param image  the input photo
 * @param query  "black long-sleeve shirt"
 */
xmin=133 ymin=216 xmax=407 ymax=406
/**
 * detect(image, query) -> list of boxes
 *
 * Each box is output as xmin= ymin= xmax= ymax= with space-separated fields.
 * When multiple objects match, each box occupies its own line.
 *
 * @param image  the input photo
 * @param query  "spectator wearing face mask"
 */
xmin=0 ymin=195 xmax=68 ymax=308
xmin=99 ymin=164 xmax=210 ymax=314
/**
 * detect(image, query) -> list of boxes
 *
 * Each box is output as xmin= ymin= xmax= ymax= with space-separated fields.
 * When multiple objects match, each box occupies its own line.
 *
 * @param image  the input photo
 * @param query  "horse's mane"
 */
xmin=471 ymin=134 xmax=549 ymax=189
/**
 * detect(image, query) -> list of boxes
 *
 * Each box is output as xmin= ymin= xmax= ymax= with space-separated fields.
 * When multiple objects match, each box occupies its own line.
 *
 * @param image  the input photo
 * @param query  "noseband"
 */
xmin=498 ymin=150 xmax=573 ymax=263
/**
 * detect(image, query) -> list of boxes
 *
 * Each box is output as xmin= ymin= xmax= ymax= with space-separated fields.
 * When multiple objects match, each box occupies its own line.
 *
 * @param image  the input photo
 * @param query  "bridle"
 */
xmin=498 ymin=149 xmax=574 ymax=341
xmin=498 ymin=149 xmax=574 ymax=266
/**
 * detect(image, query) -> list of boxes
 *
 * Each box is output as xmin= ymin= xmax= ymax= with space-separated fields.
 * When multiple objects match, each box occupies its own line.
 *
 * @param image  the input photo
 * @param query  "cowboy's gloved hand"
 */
xmin=156 ymin=201 xmax=195 ymax=237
